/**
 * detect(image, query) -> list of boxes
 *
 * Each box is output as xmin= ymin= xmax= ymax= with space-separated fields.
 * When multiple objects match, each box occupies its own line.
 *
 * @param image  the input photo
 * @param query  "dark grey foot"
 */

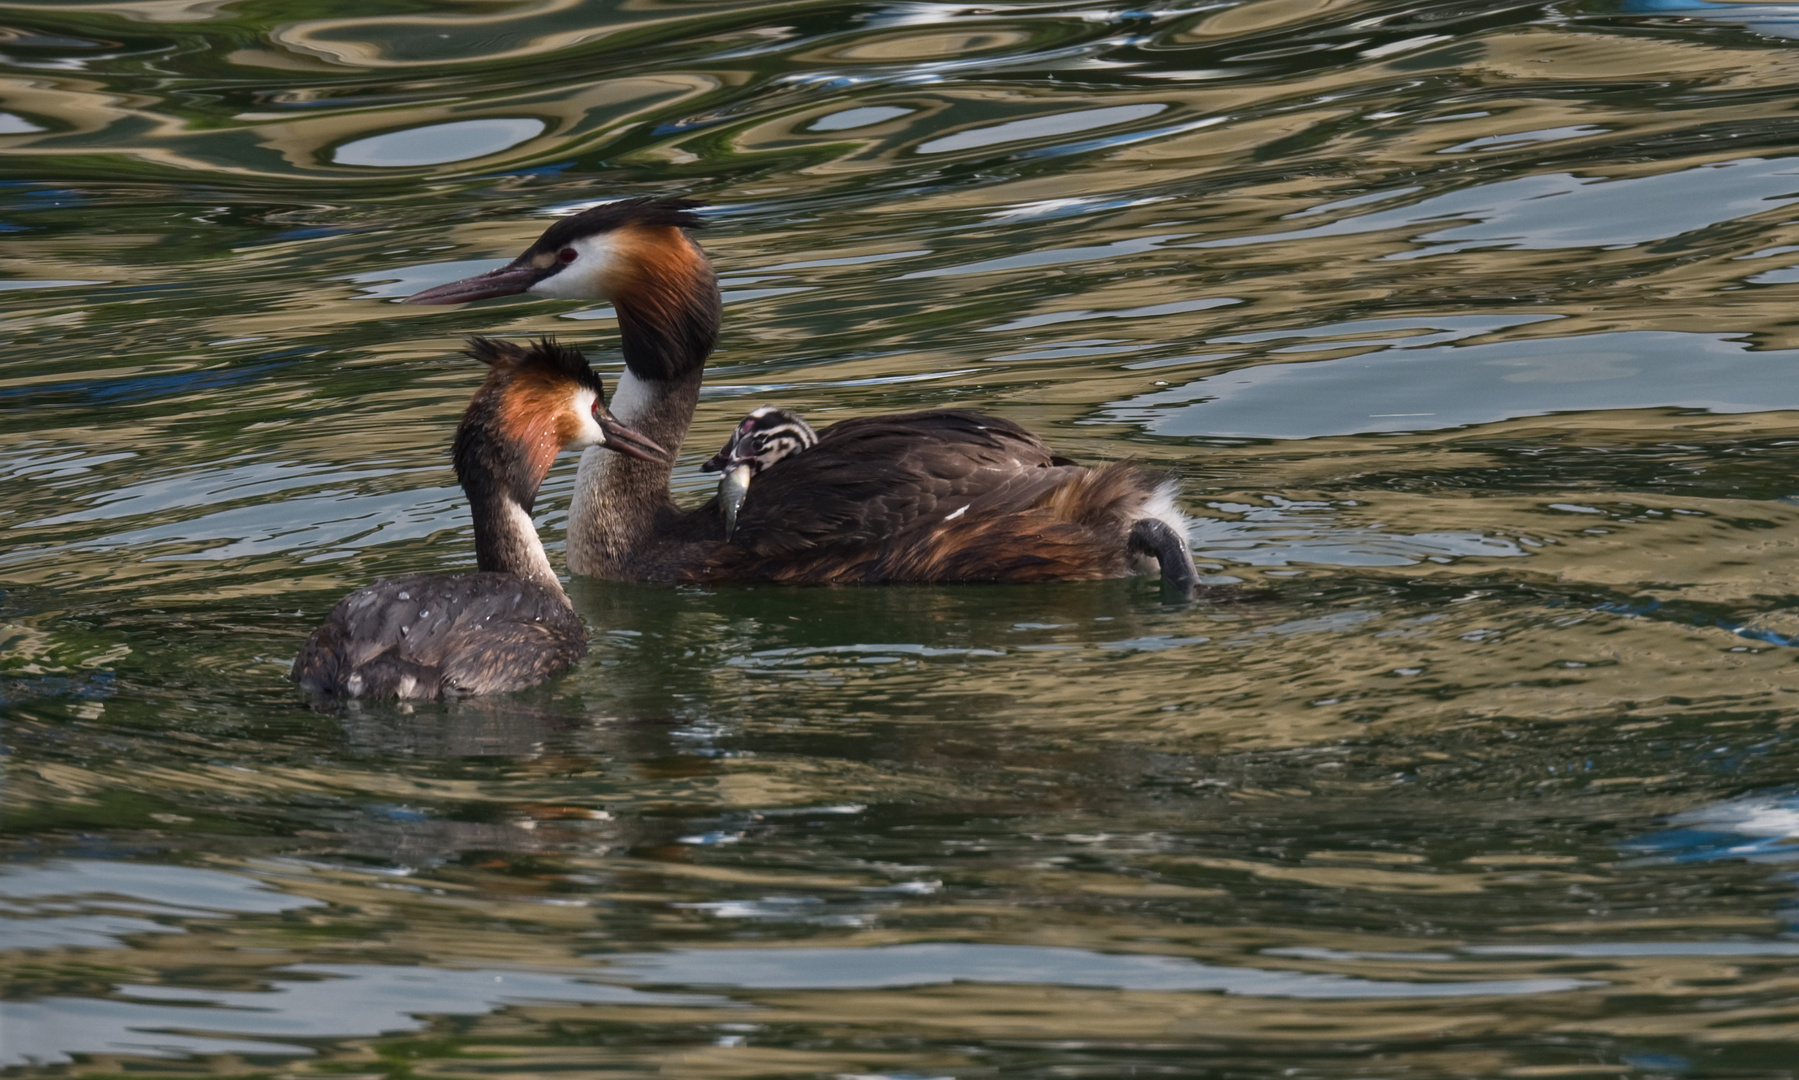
xmin=1129 ymin=518 xmax=1199 ymax=598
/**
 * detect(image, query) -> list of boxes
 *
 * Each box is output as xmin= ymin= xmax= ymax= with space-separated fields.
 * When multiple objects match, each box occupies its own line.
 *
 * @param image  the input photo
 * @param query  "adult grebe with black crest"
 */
xmin=404 ymin=197 xmax=1200 ymax=594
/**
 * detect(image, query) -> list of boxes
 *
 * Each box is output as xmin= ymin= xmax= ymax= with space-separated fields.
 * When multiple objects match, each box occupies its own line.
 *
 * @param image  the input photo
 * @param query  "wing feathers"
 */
xmin=702 ymin=405 xmax=1184 ymax=585
xmin=730 ymin=410 xmax=1063 ymax=557
xmin=292 ymin=573 xmax=587 ymax=700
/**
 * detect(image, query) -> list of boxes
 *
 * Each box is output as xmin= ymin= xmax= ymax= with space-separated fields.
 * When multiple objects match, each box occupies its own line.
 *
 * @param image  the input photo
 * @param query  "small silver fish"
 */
xmin=719 ymin=463 xmax=752 ymax=538
xmin=702 ymin=407 xmax=819 ymax=540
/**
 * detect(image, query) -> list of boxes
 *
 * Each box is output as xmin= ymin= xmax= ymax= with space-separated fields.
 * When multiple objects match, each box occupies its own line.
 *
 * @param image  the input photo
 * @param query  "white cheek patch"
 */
xmin=528 ymin=233 xmax=621 ymax=300
xmin=568 ymin=388 xmax=605 ymax=448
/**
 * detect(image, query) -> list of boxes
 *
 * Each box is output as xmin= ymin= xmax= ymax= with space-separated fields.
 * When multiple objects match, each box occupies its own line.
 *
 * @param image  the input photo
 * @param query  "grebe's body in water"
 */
xmin=405 ymin=198 xmax=1199 ymax=594
xmin=292 ymin=338 xmax=665 ymax=700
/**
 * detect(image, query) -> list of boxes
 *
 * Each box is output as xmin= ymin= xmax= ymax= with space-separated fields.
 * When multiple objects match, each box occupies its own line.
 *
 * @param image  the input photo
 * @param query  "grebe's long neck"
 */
xmin=567 ymin=236 xmax=719 ymax=578
xmin=565 ymin=370 xmax=702 ymax=576
xmin=454 ymin=399 xmax=568 ymax=598
xmin=469 ymin=487 xmax=562 ymax=593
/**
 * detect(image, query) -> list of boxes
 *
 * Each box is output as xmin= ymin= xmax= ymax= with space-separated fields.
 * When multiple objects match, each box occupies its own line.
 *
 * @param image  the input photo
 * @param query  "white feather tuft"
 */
xmin=1138 ymin=479 xmax=1195 ymax=542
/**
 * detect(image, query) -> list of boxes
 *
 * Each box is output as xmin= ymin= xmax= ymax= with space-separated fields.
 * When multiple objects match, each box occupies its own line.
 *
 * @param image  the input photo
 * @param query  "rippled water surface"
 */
xmin=13 ymin=0 xmax=1799 ymax=1074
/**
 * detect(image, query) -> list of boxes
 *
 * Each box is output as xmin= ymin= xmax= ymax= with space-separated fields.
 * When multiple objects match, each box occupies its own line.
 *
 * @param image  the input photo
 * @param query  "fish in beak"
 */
xmin=717 ymin=465 xmax=752 ymax=538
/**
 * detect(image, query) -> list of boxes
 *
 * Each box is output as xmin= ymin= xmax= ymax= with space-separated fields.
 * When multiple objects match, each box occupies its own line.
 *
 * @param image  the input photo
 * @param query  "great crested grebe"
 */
xmin=292 ymin=337 xmax=666 ymax=700
xmin=700 ymin=406 xmax=818 ymax=537
xmin=404 ymin=197 xmax=1201 ymax=594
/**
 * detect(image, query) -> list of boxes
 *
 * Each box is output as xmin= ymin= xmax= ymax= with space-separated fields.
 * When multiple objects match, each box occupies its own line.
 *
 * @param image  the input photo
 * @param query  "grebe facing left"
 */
xmin=291 ymin=337 xmax=666 ymax=700
xmin=406 ymin=196 xmax=1201 ymax=594
xmin=701 ymin=406 xmax=818 ymax=537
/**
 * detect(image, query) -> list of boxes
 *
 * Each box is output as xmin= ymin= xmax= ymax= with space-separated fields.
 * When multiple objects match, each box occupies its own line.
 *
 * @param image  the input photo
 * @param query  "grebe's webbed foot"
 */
xmin=1129 ymin=517 xmax=1199 ymax=599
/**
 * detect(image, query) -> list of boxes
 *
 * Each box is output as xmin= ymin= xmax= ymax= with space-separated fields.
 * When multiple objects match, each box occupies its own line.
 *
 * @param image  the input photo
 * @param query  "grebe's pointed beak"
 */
xmin=597 ymin=414 xmax=668 ymax=463
xmin=403 ymin=261 xmax=551 ymax=305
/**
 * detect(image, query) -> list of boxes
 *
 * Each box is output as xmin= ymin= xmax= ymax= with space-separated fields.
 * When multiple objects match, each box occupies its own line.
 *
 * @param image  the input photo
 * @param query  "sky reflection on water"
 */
xmin=1119 ymin=330 xmax=1799 ymax=439
xmin=11 ymin=0 xmax=1799 ymax=1075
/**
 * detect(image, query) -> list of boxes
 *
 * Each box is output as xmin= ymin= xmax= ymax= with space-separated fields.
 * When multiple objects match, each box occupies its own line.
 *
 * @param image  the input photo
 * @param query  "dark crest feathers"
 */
xmin=531 ymin=196 xmax=708 ymax=253
xmin=464 ymin=335 xmax=602 ymax=397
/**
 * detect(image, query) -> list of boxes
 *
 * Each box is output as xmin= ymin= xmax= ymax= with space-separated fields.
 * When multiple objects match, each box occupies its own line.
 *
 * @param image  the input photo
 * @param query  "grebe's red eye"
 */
xmin=591 ymin=398 xmax=601 ymax=419
xmin=558 ymin=247 xmax=578 ymax=263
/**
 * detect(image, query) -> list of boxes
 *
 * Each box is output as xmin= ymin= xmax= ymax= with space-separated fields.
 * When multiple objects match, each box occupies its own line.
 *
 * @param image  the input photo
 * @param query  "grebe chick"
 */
xmin=291 ymin=337 xmax=666 ymax=700
xmin=699 ymin=406 xmax=817 ymax=537
xmin=404 ymin=197 xmax=1201 ymax=594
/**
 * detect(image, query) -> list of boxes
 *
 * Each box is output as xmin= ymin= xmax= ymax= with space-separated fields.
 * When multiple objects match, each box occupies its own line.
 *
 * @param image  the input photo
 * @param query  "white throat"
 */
xmin=608 ymin=370 xmax=655 ymax=426
xmin=505 ymin=500 xmax=560 ymax=589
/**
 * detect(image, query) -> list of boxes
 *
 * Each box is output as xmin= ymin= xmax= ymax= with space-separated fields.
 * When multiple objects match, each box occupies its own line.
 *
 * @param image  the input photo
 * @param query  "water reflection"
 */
xmin=333 ymin=118 xmax=547 ymax=167
xmin=605 ymin=941 xmax=1596 ymax=997
xmin=0 ymin=859 xmax=317 ymax=914
xmin=1630 ymin=788 xmax=1799 ymax=867
xmin=10 ymin=0 xmax=1799 ymax=1074
xmin=1118 ymin=329 xmax=1799 ymax=439
xmin=809 ymin=105 xmax=914 ymax=130
xmin=0 ymin=278 xmax=97 ymax=291
xmin=5 ymin=962 xmax=716 ymax=1067
xmin=1624 ymin=0 xmax=1799 ymax=40
xmin=917 ymin=101 xmax=1168 ymax=154
xmin=1194 ymin=157 xmax=1799 ymax=255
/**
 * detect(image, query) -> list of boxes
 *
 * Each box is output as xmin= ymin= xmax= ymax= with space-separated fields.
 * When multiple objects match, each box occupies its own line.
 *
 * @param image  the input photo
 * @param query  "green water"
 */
xmin=10 ymin=0 xmax=1799 ymax=1074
